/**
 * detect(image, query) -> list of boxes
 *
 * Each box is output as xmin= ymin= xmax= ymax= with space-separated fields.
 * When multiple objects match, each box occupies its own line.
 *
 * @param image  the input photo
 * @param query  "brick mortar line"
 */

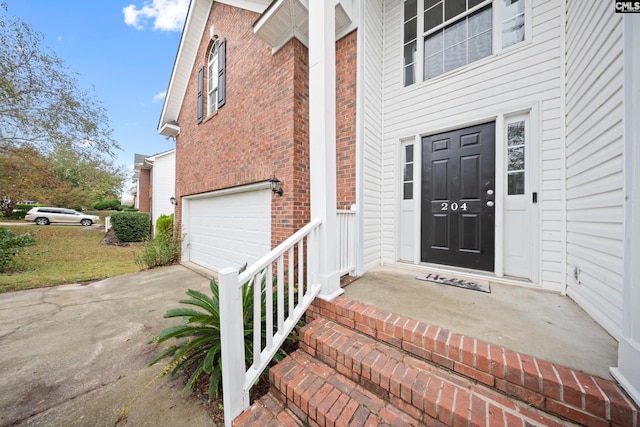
xmin=304 ymin=317 xmax=576 ymax=427
xmin=309 ymin=298 xmax=640 ymax=425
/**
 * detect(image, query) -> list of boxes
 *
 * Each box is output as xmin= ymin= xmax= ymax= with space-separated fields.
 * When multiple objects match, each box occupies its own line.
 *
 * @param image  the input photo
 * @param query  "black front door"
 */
xmin=421 ymin=122 xmax=495 ymax=271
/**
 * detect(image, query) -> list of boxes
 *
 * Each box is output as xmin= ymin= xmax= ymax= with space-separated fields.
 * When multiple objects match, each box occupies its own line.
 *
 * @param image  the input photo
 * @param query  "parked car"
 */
xmin=24 ymin=207 xmax=100 ymax=226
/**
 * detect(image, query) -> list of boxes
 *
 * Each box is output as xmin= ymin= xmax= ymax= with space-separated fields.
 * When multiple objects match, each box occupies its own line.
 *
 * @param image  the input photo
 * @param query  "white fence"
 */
xmin=337 ymin=206 xmax=357 ymax=276
xmin=218 ymin=218 xmax=323 ymax=426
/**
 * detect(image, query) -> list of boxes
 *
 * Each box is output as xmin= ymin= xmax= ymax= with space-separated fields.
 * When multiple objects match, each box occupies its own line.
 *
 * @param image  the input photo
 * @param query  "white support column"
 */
xmin=611 ymin=14 xmax=640 ymax=407
xmin=309 ymin=0 xmax=343 ymax=300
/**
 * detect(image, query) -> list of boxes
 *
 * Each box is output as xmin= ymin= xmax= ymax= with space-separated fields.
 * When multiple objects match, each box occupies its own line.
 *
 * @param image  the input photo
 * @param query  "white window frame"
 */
xmin=403 ymin=0 xmax=531 ymax=86
xmin=207 ymin=41 xmax=219 ymax=116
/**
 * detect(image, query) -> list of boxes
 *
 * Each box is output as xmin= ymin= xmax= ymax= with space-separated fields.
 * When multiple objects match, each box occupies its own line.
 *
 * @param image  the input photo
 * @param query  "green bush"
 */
xmin=149 ymin=265 xmax=299 ymax=399
xmin=91 ymin=199 xmax=121 ymax=211
xmin=134 ymin=228 xmax=181 ymax=269
xmin=156 ymin=214 xmax=174 ymax=237
xmin=0 ymin=227 xmax=36 ymax=272
xmin=110 ymin=212 xmax=150 ymax=242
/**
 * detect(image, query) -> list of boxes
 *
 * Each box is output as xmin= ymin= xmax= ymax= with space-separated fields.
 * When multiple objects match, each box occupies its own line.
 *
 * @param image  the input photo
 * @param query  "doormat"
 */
xmin=416 ymin=272 xmax=491 ymax=293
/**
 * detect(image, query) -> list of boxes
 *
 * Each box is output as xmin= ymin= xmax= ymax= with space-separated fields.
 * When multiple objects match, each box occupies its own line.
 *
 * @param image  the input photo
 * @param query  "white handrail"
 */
xmin=337 ymin=207 xmax=356 ymax=276
xmin=219 ymin=218 xmax=323 ymax=426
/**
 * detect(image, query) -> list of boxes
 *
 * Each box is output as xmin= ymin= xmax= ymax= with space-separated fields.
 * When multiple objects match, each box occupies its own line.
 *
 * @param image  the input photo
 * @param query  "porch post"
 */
xmin=309 ymin=0 xmax=343 ymax=300
xmin=611 ymin=14 xmax=640 ymax=407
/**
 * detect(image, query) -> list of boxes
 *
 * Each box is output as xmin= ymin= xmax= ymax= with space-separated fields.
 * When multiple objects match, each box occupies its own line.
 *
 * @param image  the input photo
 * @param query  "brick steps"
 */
xmin=234 ymin=296 xmax=639 ymax=427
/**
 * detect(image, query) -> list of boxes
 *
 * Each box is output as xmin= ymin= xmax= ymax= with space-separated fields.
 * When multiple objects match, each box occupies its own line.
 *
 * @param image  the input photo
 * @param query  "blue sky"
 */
xmin=5 ymin=0 xmax=188 ymax=174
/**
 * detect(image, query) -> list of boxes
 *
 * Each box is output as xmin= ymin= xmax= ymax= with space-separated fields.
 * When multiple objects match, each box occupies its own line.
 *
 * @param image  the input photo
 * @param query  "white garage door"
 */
xmin=186 ymin=188 xmax=271 ymax=272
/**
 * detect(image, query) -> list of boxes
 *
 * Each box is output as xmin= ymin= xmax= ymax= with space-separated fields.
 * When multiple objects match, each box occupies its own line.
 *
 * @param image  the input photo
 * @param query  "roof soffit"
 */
xmin=253 ymin=0 xmax=356 ymax=53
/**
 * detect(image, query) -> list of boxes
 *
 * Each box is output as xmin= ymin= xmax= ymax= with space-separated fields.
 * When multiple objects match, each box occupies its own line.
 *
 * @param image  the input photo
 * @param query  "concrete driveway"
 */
xmin=0 ymin=265 xmax=216 ymax=426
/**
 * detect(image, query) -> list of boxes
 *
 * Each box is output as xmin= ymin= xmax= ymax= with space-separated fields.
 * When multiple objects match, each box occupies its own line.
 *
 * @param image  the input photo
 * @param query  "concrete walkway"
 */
xmin=0 ymin=266 xmax=215 ymax=427
xmin=343 ymin=264 xmax=618 ymax=380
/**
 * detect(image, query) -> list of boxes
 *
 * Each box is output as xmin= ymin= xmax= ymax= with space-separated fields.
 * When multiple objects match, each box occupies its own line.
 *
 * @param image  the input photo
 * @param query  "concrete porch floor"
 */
xmin=341 ymin=264 xmax=618 ymax=381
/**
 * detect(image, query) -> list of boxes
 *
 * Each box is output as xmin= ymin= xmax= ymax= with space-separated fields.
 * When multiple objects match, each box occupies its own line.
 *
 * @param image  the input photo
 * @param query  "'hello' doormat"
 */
xmin=416 ymin=272 xmax=491 ymax=293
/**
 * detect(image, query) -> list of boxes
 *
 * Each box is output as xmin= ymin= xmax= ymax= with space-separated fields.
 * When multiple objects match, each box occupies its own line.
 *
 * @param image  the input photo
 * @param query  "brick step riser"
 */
xmin=299 ymin=317 xmax=575 ymax=427
xmin=269 ymin=349 xmax=425 ymax=426
xmin=306 ymin=297 xmax=639 ymax=427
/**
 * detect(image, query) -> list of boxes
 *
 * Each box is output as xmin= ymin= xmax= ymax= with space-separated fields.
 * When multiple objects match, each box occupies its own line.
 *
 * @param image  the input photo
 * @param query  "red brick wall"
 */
xmin=175 ymin=3 xmax=310 ymax=247
xmin=175 ymin=2 xmax=357 ymax=247
xmin=138 ymin=168 xmax=151 ymax=213
xmin=335 ymin=30 xmax=357 ymax=210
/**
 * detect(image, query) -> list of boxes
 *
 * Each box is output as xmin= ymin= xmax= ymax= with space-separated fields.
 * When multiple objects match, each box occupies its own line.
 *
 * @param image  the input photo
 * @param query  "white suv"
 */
xmin=24 ymin=207 xmax=100 ymax=226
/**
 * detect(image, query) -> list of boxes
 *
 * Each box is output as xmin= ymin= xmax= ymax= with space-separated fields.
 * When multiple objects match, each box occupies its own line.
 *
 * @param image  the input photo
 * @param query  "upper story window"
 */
xmin=403 ymin=0 xmax=527 ymax=86
xmin=197 ymin=38 xmax=226 ymax=124
xmin=207 ymin=42 xmax=219 ymax=116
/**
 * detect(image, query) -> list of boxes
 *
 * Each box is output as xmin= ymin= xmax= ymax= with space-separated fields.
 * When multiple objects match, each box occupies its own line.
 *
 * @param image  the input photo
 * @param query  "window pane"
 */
xmin=404 ymin=16 xmax=417 ymax=42
xmin=404 ymin=0 xmax=417 ymax=21
xmin=404 ymin=163 xmax=414 ymax=181
xmin=425 ymin=0 xmax=441 ymax=9
xmin=508 ymin=146 xmax=525 ymax=170
xmin=404 ymin=42 xmax=417 ymax=66
xmin=444 ymin=42 xmax=466 ymax=72
xmin=507 ymin=121 xmax=525 ymax=146
xmin=444 ymin=19 xmax=465 ymax=48
xmin=423 ymin=4 xmax=493 ymax=80
xmin=502 ymin=0 xmax=525 ymax=48
xmin=508 ymin=172 xmax=525 ymax=195
xmin=468 ymin=6 xmax=492 ymax=36
xmin=405 ymin=144 xmax=414 ymax=162
xmin=445 ymin=0 xmax=465 ymax=21
xmin=468 ymin=31 xmax=492 ymax=62
xmin=502 ymin=14 xmax=525 ymax=48
xmin=424 ymin=2 xmax=443 ymax=32
xmin=404 ymin=62 xmax=416 ymax=86
xmin=503 ymin=0 xmax=525 ymax=20
xmin=424 ymin=52 xmax=443 ymax=79
xmin=468 ymin=0 xmax=484 ymax=7
xmin=404 ymin=183 xmax=414 ymax=200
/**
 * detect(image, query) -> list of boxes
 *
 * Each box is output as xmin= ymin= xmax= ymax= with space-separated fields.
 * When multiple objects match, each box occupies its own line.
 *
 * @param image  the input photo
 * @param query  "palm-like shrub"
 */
xmin=149 ymin=266 xmax=297 ymax=399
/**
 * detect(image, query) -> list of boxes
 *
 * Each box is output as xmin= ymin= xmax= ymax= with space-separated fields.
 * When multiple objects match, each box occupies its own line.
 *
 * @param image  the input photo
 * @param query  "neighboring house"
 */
xmin=159 ymin=0 xmax=640 ymax=407
xmin=132 ymin=150 xmax=176 ymax=233
xmin=132 ymin=153 xmax=150 ymax=212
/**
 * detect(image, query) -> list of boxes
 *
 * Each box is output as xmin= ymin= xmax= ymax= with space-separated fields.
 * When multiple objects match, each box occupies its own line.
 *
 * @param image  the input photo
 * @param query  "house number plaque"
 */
xmin=440 ymin=202 xmax=468 ymax=211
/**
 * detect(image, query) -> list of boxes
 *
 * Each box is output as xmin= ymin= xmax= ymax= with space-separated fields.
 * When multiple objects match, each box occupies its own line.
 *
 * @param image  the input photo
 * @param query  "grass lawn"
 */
xmin=0 ymin=224 xmax=141 ymax=292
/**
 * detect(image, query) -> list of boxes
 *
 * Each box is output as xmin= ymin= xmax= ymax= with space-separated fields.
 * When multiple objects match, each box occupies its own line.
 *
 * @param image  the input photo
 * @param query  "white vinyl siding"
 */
xmin=149 ymin=150 xmax=176 ymax=234
xmin=565 ymin=1 xmax=624 ymax=339
xmin=379 ymin=0 xmax=563 ymax=291
xmin=361 ymin=0 xmax=385 ymax=272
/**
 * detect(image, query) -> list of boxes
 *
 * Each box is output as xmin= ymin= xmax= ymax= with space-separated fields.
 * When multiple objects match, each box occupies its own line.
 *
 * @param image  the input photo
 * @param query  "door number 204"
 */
xmin=441 ymin=202 xmax=468 ymax=211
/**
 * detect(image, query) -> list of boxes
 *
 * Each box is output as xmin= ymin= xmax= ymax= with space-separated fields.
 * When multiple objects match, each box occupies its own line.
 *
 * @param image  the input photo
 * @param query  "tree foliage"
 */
xmin=0 ymin=146 xmax=127 ymax=215
xmin=0 ymin=3 xmax=120 ymax=158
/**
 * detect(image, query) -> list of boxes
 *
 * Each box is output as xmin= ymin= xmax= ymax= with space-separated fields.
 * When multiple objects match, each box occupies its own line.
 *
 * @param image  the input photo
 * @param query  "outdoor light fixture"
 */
xmin=269 ymin=175 xmax=284 ymax=196
xmin=169 ymin=196 xmax=176 ymax=205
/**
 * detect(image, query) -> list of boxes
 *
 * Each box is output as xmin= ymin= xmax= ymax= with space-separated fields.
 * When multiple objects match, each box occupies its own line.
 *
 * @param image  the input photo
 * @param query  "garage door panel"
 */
xmin=187 ymin=189 xmax=271 ymax=272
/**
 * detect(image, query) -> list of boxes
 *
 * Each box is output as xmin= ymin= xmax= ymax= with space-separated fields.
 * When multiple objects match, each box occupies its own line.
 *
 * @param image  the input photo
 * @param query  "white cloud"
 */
xmin=123 ymin=0 xmax=188 ymax=32
xmin=57 ymin=35 xmax=63 ymax=42
xmin=153 ymin=91 xmax=166 ymax=103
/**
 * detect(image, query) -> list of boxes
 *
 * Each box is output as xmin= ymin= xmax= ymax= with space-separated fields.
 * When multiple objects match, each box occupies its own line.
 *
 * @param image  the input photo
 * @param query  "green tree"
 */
xmin=0 ymin=3 xmax=120 ymax=159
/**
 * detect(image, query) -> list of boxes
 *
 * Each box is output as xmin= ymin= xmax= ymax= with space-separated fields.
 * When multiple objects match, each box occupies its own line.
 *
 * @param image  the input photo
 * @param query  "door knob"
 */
xmin=487 ymin=201 xmax=494 ymax=207
xmin=487 ymin=189 xmax=494 ymax=195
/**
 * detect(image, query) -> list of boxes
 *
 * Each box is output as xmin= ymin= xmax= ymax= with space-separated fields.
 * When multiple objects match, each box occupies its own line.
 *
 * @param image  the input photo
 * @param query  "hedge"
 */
xmin=110 ymin=212 xmax=150 ymax=242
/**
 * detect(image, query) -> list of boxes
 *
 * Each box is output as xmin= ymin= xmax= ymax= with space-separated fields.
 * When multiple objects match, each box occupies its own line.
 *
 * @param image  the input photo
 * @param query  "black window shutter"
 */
xmin=197 ymin=66 xmax=204 ymax=123
xmin=217 ymin=38 xmax=226 ymax=109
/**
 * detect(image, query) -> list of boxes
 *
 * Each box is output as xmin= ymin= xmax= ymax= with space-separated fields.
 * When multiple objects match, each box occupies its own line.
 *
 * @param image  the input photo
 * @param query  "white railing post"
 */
xmin=218 ymin=267 xmax=249 ymax=427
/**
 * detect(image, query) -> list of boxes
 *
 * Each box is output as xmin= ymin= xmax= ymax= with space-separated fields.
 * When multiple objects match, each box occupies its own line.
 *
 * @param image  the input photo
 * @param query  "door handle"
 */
xmin=487 ymin=189 xmax=494 ymax=195
xmin=487 ymin=201 xmax=494 ymax=207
